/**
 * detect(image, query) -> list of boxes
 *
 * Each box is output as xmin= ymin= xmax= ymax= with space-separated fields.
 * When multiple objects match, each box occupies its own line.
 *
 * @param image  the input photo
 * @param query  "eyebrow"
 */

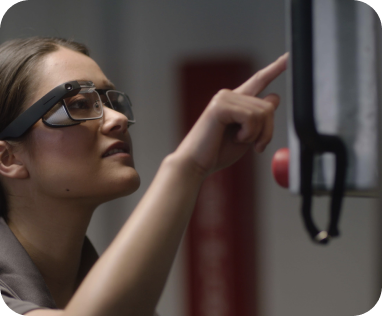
xmin=102 ymin=79 xmax=117 ymax=90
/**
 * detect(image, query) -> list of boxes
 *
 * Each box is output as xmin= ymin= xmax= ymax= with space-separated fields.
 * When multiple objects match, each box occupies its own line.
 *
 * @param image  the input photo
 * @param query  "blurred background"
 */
xmin=0 ymin=0 xmax=380 ymax=315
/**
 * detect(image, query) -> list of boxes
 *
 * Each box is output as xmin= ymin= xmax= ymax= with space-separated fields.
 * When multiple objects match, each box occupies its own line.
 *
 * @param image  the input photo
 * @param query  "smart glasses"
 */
xmin=0 ymin=81 xmax=135 ymax=140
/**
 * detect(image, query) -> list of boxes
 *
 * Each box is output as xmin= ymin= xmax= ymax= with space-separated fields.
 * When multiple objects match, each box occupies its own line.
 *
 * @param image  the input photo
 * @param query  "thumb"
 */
xmin=263 ymin=93 xmax=280 ymax=110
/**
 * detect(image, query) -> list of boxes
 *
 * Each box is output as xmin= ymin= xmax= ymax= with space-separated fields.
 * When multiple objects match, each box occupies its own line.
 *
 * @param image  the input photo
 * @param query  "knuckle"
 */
xmin=209 ymin=89 xmax=233 ymax=113
xmin=263 ymin=102 xmax=275 ymax=115
xmin=216 ymin=89 xmax=232 ymax=99
xmin=211 ymin=89 xmax=231 ymax=104
xmin=248 ymin=110 xmax=259 ymax=121
xmin=256 ymin=108 xmax=266 ymax=120
xmin=265 ymin=100 xmax=274 ymax=108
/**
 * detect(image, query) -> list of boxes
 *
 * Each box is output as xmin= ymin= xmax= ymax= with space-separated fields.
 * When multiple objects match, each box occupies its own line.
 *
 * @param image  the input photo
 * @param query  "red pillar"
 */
xmin=180 ymin=58 xmax=258 ymax=316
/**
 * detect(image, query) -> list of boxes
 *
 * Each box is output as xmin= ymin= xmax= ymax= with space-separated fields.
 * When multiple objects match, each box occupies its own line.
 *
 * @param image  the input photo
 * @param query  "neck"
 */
xmin=7 ymin=195 xmax=96 ymax=309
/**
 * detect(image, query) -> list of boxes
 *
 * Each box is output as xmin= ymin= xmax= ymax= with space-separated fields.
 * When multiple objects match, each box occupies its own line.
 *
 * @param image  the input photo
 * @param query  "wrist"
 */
xmin=162 ymin=151 xmax=208 ymax=184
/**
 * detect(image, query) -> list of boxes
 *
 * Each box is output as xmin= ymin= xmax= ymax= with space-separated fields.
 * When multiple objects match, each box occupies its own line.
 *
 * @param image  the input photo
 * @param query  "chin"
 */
xmin=82 ymin=168 xmax=141 ymax=206
xmin=107 ymin=170 xmax=141 ymax=200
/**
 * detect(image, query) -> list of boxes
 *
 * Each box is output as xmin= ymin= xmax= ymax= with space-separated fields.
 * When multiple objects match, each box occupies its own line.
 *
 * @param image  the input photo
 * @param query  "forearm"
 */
xmin=64 ymin=153 xmax=205 ymax=316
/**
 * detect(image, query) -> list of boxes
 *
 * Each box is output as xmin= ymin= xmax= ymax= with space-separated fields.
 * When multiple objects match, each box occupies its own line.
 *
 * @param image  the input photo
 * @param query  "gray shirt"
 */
xmin=0 ymin=217 xmax=99 ymax=315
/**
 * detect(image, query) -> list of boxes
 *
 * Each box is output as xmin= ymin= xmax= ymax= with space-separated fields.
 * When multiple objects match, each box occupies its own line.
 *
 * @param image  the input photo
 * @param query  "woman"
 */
xmin=0 ymin=37 xmax=287 ymax=316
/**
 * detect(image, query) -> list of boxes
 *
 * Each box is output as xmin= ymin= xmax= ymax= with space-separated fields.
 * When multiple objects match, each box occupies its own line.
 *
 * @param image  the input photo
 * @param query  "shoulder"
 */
xmin=1 ymin=283 xmax=47 ymax=315
xmin=0 ymin=217 xmax=57 ymax=313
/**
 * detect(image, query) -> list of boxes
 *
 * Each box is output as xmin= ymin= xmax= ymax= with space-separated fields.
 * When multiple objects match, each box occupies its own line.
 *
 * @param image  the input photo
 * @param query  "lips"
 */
xmin=102 ymin=141 xmax=130 ymax=158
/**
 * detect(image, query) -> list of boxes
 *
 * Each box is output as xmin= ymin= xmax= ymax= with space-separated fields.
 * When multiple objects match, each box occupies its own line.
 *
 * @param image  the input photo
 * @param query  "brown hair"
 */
xmin=0 ymin=37 xmax=90 ymax=222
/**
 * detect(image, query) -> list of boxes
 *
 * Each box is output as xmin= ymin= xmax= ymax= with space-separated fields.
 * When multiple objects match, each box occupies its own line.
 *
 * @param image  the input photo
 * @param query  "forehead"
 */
xmin=30 ymin=47 xmax=112 ymax=104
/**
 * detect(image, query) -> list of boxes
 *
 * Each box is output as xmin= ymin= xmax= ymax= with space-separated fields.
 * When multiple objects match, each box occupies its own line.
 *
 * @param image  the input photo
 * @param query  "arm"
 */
xmin=67 ymin=153 xmax=204 ymax=316
xmin=26 ymin=53 xmax=288 ymax=316
xmin=25 ymin=155 xmax=199 ymax=316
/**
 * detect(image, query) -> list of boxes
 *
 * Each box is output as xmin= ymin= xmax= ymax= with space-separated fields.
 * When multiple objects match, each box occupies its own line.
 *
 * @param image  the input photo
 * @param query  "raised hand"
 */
xmin=175 ymin=53 xmax=288 ymax=177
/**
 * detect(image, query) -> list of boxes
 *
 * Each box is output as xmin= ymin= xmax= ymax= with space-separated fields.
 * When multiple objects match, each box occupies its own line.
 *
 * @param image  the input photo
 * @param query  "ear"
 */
xmin=0 ymin=141 xmax=29 ymax=179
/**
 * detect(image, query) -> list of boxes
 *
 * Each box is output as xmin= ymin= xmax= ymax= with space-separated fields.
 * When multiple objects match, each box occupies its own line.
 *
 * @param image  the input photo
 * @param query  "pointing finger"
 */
xmin=234 ymin=52 xmax=288 ymax=96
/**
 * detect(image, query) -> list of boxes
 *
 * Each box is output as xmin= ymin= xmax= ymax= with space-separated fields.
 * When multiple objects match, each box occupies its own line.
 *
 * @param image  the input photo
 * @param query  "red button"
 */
xmin=272 ymin=148 xmax=289 ymax=188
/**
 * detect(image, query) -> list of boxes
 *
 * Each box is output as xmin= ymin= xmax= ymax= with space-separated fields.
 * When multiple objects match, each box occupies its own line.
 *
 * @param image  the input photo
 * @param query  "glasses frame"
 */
xmin=95 ymin=89 xmax=136 ymax=126
xmin=0 ymin=80 xmax=134 ymax=140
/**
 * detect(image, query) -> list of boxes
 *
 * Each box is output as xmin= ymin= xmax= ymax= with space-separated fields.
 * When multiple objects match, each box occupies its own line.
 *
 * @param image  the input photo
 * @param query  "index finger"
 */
xmin=234 ymin=52 xmax=289 ymax=96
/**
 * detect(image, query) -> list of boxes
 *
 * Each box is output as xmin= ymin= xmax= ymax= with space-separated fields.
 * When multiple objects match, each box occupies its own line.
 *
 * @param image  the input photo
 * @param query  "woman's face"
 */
xmin=18 ymin=47 xmax=140 ymax=206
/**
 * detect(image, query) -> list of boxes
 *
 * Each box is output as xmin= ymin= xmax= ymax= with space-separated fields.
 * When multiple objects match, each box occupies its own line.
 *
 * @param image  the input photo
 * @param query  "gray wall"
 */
xmin=0 ymin=1 xmax=380 ymax=316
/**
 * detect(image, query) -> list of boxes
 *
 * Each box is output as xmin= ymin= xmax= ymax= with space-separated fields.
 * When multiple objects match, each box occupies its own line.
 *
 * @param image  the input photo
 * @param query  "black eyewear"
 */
xmin=0 ymin=81 xmax=135 ymax=140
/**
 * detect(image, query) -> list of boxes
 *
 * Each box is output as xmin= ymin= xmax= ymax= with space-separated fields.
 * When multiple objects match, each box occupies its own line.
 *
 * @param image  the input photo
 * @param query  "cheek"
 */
xmin=23 ymin=122 xmax=139 ymax=202
xmin=26 ymin=124 xmax=100 ymax=194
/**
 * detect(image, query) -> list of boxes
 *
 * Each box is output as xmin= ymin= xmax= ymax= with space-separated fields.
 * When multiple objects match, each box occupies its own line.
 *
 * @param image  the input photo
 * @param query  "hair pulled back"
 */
xmin=0 ymin=37 xmax=90 ymax=222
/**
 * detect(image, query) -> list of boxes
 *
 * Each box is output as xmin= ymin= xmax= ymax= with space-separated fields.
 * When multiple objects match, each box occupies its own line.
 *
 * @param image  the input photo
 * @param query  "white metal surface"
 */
xmin=287 ymin=0 xmax=379 ymax=196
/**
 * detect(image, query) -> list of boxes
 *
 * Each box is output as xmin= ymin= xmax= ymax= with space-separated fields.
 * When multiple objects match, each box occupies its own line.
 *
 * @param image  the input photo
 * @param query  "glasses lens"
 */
xmin=64 ymin=91 xmax=103 ymax=120
xmin=43 ymin=101 xmax=79 ymax=126
xmin=106 ymin=91 xmax=135 ymax=122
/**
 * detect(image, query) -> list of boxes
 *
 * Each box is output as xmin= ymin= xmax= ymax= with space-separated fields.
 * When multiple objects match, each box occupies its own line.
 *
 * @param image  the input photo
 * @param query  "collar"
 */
xmin=0 ymin=217 xmax=99 ymax=308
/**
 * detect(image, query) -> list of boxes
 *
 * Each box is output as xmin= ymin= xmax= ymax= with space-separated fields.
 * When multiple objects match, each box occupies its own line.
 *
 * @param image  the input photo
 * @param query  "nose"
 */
xmin=101 ymin=106 xmax=129 ymax=136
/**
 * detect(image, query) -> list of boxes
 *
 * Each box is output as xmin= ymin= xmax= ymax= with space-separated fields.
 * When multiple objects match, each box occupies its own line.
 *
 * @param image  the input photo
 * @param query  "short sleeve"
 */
xmin=1 ymin=285 xmax=48 ymax=315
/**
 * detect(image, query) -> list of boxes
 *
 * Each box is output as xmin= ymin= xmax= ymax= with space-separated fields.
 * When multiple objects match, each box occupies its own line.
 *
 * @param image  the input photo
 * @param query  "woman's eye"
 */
xmin=68 ymin=99 xmax=90 ymax=110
